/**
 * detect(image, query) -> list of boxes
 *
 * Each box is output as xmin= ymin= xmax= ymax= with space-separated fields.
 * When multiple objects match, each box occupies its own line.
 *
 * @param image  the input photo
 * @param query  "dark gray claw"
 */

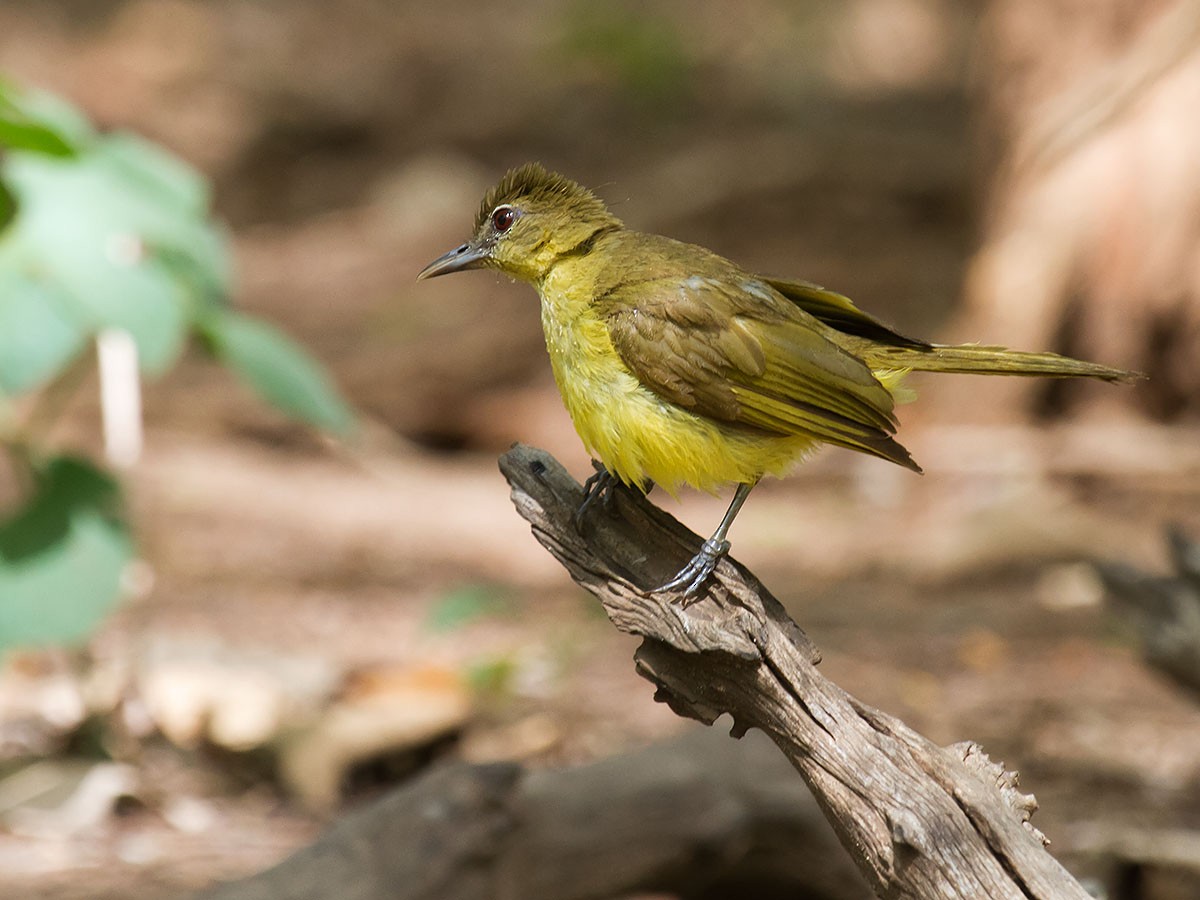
xmin=575 ymin=462 xmax=618 ymax=532
xmin=576 ymin=463 xmax=653 ymax=532
xmin=656 ymin=537 xmax=732 ymax=601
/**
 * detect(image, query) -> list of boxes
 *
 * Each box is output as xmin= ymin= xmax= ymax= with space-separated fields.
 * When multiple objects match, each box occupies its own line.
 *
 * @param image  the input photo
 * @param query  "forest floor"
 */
xmin=3 ymin=423 xmax=1198 ymax=899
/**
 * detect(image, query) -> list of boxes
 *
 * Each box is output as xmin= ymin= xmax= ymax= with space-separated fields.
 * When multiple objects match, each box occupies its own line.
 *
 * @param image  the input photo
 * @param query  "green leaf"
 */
xmin=201 ymin=311 xmax=355 ymax=435
xmin=0 ymin=456 xmax=120 ymax=557
xmin=0 ymin=456 xmax=132 ymax=652
xmin=0 ymin=175 xmax=15 ymax=232
xmin=0 ymin=116 xmax=75 ymax=157
xmin=0 ymin=86 xmax=234 ymax=382
xmin=0 ymin=80 xmax=89 ymax=156
xmin=0 ymin=149 xmax=213 ymax=374
xmin=95 ymin=132 xmax=208 ymax=215
xmin=0 ymin=270 xmax=87 ymax=394
xmin=152 ymin=224 xmax=234 ymax=312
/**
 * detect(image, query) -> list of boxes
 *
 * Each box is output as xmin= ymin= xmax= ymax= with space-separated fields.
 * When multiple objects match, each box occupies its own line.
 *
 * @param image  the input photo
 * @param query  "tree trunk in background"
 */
xmin=937 ymin=0 xmax=1200 ymax=423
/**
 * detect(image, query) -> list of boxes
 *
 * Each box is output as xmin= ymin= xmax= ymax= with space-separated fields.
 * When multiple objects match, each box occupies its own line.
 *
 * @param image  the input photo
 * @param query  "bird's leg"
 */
xmin=657 ymin=481 xmax=757 ymax=601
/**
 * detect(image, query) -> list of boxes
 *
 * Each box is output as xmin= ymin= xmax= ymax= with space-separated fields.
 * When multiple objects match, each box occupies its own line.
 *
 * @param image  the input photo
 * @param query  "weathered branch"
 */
xmin=500 ymin=444 xmax=1089 ymax=900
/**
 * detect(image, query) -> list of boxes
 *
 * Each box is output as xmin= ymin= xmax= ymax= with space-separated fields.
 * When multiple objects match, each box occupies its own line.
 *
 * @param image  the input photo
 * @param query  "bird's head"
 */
xmin=417 ymin=163 xmax=622 ymax=285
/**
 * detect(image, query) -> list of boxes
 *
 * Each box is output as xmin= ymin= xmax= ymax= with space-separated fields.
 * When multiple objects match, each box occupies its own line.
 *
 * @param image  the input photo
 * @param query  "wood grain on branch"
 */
xmin=500 ymin=444 xmax=1089 ymax=900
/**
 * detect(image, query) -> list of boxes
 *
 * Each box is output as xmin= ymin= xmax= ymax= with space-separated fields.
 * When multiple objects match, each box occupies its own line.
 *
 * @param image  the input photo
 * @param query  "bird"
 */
xmin=418 ymin=163 xmax=1140 ymax=599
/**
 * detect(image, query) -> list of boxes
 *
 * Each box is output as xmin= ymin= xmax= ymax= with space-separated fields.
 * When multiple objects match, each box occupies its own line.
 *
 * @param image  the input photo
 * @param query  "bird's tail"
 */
xmin=864 ymin=343 xmax=1143 ymax=383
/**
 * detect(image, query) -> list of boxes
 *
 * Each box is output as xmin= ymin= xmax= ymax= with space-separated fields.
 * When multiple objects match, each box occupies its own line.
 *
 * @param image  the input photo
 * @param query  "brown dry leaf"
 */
xmin=0 ymin=653 xmax=87 ymax=762
xmin=459 ymin=713 xmax=562 ymax=764
xmin=134 ymin=638 xmax=339 ymax=751
xmin=278 ymin=663 xmax=471 ymax=810
xmin=0 ymin=761 xmax=138 ymax=838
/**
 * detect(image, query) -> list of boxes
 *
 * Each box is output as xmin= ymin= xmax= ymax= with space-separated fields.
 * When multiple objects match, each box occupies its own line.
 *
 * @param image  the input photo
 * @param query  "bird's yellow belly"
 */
xmin=539 ymin=293 xmax=815 ymax=494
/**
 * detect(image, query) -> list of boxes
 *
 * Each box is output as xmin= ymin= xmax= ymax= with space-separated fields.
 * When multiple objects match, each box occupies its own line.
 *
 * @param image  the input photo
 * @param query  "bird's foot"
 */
xmin=575 ymin=463 xmax=619 ymax=532
xmin=576 ymin=463 xmax=653 ymax=532
xmin=656 ymin=538 xmax=731 ymax=602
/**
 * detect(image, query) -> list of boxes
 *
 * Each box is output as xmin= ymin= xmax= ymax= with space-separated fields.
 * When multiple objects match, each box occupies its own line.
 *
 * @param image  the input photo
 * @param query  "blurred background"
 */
xmin=1 ymin=0 xmax=1198 ymax=898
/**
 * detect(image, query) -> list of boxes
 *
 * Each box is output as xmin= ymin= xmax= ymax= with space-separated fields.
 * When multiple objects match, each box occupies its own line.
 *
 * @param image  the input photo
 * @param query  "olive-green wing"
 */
xmin=600 ymin=276 xmax=920 ymax=471
xmin=765 ymin=277 xmax=1140 ymax=381
xmin=763 ymin=277 xmax=930 ymax=349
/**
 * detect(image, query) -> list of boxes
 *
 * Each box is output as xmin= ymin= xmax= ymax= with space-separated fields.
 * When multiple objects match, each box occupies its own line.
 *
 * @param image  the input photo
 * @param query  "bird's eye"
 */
xmin=491 ymin=205 xmax=517 ymax=233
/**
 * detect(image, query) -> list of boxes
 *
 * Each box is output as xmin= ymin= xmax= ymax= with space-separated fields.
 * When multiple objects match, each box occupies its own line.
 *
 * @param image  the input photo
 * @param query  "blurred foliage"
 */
xmin=0 ymin=80 xmax=355 ymax=654
xmin=559 ymin=2 xmax=693 ymax=107
xmin=0 ymin=456 xmax=131 ymax=648
xmin=465 ymin=656 xmax=519 ymax=701
xmin=0 ymin=79 xmax=79 ymax=158
xmin=424 ymin=583 xmax=513 ymax=633
xmin=199 ymin=312 xmax=354 ymax=435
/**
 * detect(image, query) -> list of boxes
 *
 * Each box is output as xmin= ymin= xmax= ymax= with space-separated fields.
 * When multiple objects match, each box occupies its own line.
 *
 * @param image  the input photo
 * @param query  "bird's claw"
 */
xmin=576 ymin=463 xmax=653 ymax=532
xmin=656 ymin=538 xmax=731 ymax=602
xmin=575 ymin=463 xmax=618 ymax=532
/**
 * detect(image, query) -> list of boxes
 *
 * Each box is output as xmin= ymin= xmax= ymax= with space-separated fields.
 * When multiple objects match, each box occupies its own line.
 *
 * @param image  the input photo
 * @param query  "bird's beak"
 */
xmin=416 ymin=241 xmax=489 ymax=280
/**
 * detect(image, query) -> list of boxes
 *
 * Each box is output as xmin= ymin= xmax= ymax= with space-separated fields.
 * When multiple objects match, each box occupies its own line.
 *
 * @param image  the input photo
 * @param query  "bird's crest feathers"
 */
xmin=476 ymin=163 xmax=619 ymax=231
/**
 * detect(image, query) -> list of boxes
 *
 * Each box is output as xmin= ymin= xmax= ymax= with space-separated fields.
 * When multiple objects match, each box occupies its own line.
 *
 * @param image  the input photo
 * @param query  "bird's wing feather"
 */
xmin=763 ymin=277 xmax=931 ymax=349
xmin=600 ymin=275 xmax=920 ymax=470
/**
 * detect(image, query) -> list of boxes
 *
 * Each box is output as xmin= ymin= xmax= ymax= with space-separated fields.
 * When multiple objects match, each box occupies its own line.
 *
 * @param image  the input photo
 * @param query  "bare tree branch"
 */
xmin=500 ymin=444 xmax=1090 ymax=900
